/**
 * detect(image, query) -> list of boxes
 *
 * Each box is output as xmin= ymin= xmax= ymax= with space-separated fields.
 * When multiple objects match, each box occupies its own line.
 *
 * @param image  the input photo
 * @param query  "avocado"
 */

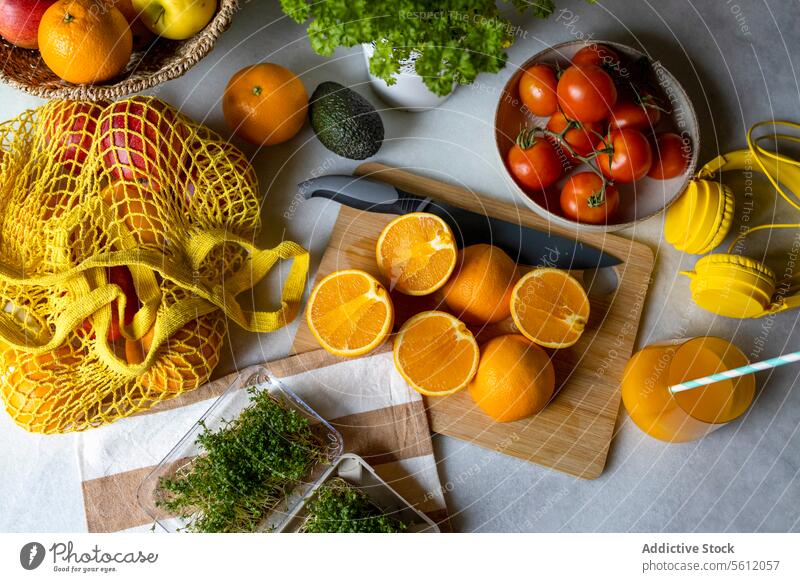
xmin=309 ymin=82 xmax=384 ymax=160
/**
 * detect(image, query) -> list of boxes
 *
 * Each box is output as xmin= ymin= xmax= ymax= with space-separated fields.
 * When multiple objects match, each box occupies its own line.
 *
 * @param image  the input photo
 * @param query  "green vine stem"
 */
xmin=517 ymin=122 xmax=616 ymax=206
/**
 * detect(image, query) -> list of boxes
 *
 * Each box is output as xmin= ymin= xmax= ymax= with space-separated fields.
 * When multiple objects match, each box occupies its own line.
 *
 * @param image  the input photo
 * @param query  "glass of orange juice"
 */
xmin=621 ymin=336 xmax=756 ymax=442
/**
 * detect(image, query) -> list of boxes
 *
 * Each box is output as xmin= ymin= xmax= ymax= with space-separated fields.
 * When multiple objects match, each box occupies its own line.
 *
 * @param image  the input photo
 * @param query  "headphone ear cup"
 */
xmin=698 ymin=184 xmax=735 ymax=253
xmin=665 ymin=180 xmax=734 ymax=254
xmin=682 ymin=254 xmax=776 ymax=318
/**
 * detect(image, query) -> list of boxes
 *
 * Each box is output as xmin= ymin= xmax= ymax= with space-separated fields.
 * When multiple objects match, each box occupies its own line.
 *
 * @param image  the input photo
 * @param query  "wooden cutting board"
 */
xmin=292 ymin=163 xmax=654 ymax=479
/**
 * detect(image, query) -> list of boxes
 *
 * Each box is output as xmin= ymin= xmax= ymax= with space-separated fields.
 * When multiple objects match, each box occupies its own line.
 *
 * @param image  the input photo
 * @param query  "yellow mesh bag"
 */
xmin=0 ymin=97 xmax=309 ymax=434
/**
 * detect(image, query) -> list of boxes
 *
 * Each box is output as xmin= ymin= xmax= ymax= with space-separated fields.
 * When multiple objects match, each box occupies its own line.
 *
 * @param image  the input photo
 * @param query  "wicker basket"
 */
xmin=0 ymin=0 xmax=239 ymax=100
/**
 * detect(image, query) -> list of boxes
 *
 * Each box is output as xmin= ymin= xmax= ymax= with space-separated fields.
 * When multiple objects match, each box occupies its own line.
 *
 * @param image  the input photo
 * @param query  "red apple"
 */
xmin=109 ymin=0 xmax=156 ymax=51
xmin=0 ymin=0 xmax=57 ymax=49
xmin=106 ymin=266 xmax=140 ymax=341
xmin=42 ymin=100 xmax=109 ymax=174
xmin=97 ymin=96 xmax=187 ymax=184
xmin=78 ymin=266 xmax=140 ymax=342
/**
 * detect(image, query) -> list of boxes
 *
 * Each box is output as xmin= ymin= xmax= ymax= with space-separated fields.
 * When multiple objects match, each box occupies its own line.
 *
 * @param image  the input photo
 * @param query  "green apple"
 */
xmin=132 ymin=0 xmax=217 ymax=40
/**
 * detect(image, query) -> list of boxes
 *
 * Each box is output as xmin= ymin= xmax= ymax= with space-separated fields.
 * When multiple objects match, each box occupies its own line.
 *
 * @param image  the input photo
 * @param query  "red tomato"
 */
xmin=572 ymin=44 xmax=621 ymax=70
xmin=518 ymin=64 xmax=559 ymax=117
xmin=648 ymin=132 xmax=690 ymax=179
xmin=609 ymin=91 xmax=662 ymax=131
xmin=597 ymin=128 xmax=653 ymax=183
xmin=560 ymin=172 xmax=620 ymax=224
xmin=546 ymin=112 xmax=603 ymax=159
xmin=507 ymin=132 xmax=563 ymax=190
xmin=557 ymin=65 xmax=618 ymax=123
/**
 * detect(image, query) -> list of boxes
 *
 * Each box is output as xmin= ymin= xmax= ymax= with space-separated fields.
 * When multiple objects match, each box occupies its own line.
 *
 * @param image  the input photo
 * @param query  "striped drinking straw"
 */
xmin=669 ymin=350 xmax=800 ymax=394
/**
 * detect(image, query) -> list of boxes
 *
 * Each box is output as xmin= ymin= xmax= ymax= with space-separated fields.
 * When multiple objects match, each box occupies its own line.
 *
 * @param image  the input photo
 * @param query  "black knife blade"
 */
xmin=298 ymin=175 xmax=621 ymax=270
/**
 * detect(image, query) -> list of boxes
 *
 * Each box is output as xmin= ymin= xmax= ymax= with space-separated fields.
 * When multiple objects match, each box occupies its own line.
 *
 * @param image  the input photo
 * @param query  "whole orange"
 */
xmin=38 ymin=0 xmax=132 ymax=84
xmin=223 ymin=63 xmax=308 ymax=146
xmin=442 ymin=244 xmax=519 ymax=324
xmin=468 ymin=334 xmax=555 ymax=423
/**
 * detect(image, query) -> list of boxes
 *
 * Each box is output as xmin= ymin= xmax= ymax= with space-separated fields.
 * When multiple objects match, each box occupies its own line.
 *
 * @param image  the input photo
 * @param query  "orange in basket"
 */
xmin=38 ymin=0 xmax=133 ymax=85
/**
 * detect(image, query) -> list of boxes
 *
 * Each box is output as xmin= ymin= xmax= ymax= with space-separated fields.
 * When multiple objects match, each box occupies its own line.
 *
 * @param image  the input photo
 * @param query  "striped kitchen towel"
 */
xmin=77 ymin=349 xmax=449 ymax=532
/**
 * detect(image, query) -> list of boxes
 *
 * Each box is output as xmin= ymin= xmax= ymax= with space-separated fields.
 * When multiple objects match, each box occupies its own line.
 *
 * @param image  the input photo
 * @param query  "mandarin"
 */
xmin=39 ymin=0 xmax=132 ymax=84
xmin=442 ymin=244 xmax=519 ymax=324
xmin=223 ymin=63 xmax=308 ymax=146
xmin=468 ymin=334 xmax=555 ymax=422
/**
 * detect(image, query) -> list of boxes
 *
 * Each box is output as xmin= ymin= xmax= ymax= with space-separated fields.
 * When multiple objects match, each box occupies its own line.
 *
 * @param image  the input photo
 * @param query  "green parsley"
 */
xmin=157 ymin=387 xmax=329 ymax=533
xmin=301 ymin=478 xmax=408 ymax=533
xmin=280 ymin=0 xmax=596 ymax=96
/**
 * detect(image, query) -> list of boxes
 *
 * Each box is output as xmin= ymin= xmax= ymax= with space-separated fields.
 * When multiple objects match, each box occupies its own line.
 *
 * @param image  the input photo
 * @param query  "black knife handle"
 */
xmin=298 ymin=175 xmax=427 ymax=215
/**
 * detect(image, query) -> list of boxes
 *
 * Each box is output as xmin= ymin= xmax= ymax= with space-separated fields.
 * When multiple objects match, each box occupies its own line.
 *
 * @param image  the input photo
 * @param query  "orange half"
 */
xmin=306 ymin=270 xmax=394 ymax=358
xmin=376 ymin=212 xmax=457 ymax=296
xmin=393 ymin=311 xmax=479 ymax=396
xmin=510 ymin=268 xmax=590 ymax=349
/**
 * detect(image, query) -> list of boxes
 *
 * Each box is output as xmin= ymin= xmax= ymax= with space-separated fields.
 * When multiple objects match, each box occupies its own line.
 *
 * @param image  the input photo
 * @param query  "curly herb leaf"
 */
xmin=280 ymin=0 xmax=596 ymax=96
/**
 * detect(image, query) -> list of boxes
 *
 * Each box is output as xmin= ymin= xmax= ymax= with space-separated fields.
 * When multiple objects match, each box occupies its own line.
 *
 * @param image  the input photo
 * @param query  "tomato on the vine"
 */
xmin=546 ymin=112 xmax=603 ymax=159
xmin=597 ymin=128 xmax=653 ymax=183
xmin=572 ymin=44 xmax=621 ymax=70
xmin=560 ymin=172 xmax=620 ymax=224
xmin=518 ymin=64 xmax=559 ymax=117
xmin=648 ymin=132 xmax=690 ymax=179
xmin=609 ymin=92 xmax=662 ymax=131
xmin=507 ymin=129 xmax=563 ymax=190
xmin=557 ymin=64 xmax=618 ymax=123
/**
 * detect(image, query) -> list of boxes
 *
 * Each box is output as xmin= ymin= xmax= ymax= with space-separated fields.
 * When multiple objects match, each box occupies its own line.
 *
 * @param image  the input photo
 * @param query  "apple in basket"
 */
xmin=97 ymin=97 xmax=187 ymax=184
xmin=0 ymin=0 xmax=57 ymax=49
xmin=42 ymin=100 xmax=108 ymax=175
xmin=132 ymin=0 xmax=216 ymax=41
xmin=78 ymin=266 xmax=141 ymax=343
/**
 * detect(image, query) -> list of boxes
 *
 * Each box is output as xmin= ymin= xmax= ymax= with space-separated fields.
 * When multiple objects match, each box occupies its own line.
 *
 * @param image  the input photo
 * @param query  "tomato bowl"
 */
xmin=494 ymin=40 xmax=700 ymax=232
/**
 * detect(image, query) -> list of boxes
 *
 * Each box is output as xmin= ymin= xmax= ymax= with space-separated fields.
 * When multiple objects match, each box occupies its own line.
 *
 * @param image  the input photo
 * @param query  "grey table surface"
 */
xmin=1 ymin=0 xmax=798 ymax=533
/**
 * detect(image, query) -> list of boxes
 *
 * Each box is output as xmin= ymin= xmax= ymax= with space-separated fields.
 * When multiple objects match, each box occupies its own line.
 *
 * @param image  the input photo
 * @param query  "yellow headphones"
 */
xmin=664 ymin=120 xmax=800 ymax=319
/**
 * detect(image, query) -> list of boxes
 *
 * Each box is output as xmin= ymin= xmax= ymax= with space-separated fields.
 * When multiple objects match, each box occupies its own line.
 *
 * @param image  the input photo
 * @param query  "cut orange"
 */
xmin=306 ymin=270 xmax=394 ymax=358
xmin=376 ymin=213 xmax=457 ymax=296
xmin=510 ymin=268 xmax=590 ymax=348
xmin=393 ymin=311 xmax=479 ymax=397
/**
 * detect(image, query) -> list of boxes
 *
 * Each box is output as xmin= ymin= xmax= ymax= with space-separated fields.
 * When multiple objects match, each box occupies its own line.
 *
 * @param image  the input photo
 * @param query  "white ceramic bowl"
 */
xmin=494 ymin=40 xmax=700 ymax=232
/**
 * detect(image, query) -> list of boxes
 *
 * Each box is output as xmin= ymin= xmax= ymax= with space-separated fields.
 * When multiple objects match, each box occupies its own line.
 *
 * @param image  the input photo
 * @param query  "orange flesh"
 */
xmin=395 ymin=312 xmax=478 ymax=394
xmin=309 ymin=273 xmax=391 ymax=352
xmin=377 ymin=214 xmax=456 ymax=294
xmin=512 ymin=270 xmax=589 ymax=347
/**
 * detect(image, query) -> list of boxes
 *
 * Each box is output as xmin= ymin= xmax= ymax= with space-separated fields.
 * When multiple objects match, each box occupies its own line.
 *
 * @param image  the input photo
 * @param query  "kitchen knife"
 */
xmin=298 ymin=175 xmax=622 ymax=270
